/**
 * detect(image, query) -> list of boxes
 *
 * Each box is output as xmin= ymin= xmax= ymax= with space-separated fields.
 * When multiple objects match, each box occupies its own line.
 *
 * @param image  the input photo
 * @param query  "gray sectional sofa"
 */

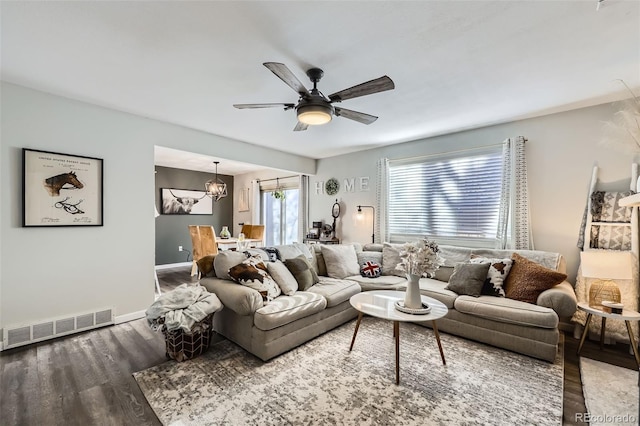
xmin=199 ymin=242 xmax=577 ymax=362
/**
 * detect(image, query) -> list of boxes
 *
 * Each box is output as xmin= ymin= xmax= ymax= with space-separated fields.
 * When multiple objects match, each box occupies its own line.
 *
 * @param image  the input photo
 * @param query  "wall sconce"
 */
xmin=580 ymin=251 xmax=633 ymax=309
xmin=357 ymin=205 xmax=375 ymax=244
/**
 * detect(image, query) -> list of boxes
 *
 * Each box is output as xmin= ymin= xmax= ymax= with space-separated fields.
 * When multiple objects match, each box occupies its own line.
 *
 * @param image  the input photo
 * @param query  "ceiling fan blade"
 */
xmin=233 ymin=103 xmax=295 ymax=110
xmin=329 ymin=76 xmax=395 ymax=102
xmin=334 ymin=107 xmax=378 ymax=125
xmin=263 ymin=62 xmax=310 ymax=97
xmin=293 ymin=121 xmax=309 ymax=132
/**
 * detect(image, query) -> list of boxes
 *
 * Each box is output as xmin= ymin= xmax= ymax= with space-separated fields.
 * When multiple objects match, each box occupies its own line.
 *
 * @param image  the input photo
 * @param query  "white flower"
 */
xmin=396 ymin=238 xmax=444 ymax=277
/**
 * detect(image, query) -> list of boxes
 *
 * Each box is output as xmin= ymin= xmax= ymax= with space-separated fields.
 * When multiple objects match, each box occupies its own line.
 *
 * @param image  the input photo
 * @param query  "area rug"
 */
xmin=134 ymin=318 xmax=564 ymax=425
xmin=580 ymin=357 xmax=638 ymax=425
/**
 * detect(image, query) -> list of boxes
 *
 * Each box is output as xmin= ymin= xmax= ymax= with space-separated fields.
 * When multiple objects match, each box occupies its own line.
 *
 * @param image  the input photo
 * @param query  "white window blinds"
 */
xmin=388 ymin=148 xmax=503 ymax=246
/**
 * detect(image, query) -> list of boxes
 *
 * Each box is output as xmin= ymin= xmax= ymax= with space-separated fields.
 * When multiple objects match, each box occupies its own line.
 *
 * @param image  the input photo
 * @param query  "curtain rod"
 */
xmin=390 ymin=137 xmax=527 ymax=164
xmin=257 ymin=175 xmax=299 ymax=184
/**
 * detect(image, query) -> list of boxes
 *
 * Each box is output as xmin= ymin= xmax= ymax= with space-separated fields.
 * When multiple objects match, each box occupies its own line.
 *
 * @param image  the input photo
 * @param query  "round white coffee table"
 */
xmin=349 ymin=290 xmax=448 ymax=385
xmin=576 ymin=302 xmax=640 ymax=367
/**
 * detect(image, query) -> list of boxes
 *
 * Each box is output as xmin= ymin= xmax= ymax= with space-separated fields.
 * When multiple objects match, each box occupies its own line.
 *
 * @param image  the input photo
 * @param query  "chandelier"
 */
xmin=205 ymin=161 xmax=227 ymax=201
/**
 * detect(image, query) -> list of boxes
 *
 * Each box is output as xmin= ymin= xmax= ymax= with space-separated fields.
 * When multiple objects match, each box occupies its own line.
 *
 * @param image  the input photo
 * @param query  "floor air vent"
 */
xmin=2 ymin=308 xmax=114 ymax=350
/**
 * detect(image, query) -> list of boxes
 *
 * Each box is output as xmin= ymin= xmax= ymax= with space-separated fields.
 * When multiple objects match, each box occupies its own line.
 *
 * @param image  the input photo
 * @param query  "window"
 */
xmin=262 ymin=189 xmax=299 ymax=246
xmin=388 ymin=148 xmax=502 ymax=247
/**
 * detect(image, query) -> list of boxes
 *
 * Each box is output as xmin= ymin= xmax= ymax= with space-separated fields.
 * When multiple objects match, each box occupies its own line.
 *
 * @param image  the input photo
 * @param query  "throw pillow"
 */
xmin=360 ymin=261 xmax=382 ymax=278
xmin=283 ymin=255 xmax=319 ymax=291
xmin=228 ymin=255 xmax=281 ymax=302
xmin=382 ymin=243 xmax=405 ymax=277
xmin=267 ymin=260 xmax=298 ymax=296
xmin=469 ymin=255 xmax=513 ymax=297
xmin=445 ymin=262 xmax=491 ymax=297
xmin=196 ymin=254 xmax=216 ymax=277
xmin=260 ymin=247 xmax=281 ymax=262
xmin=320 ymin=244 xmax=360 ymax=279
xmin=433 ymin=266 xmax=454 ymax=283
xmin=504 ymin=253 xmax=567 ymax=304
xmin=356 ymin=251 xmax=383 ymax=268
xmin=213 ymin=251 xmax=249 ymax=281
xmin=313 ymin=249 xmax=328 ymax=277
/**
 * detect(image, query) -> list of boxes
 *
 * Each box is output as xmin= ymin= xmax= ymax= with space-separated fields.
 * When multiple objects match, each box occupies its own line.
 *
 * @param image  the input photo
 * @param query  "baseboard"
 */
xmin=155 ymin=262 xmax=191 ymax=270
xmin=115 ymin=310 xmax=146 ymax=324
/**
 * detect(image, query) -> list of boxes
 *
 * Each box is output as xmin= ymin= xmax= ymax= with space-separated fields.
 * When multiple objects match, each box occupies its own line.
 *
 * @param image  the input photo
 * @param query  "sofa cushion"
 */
xmin=312 ymin=247 xmax=328 ymax=277
xmin=254 ymin=291 xmax=327 ymax=331
xmin=321 ymin=244 xmax=360 ymax=279
xmin=472 ymin=248 xmax=560 ymax=271
xmin=274 ymin=242 xmax=313 ymax=262
xmin=214 ymin=251 xmax=249 ymax=281
xmin=505 ymin=253 xmax=567 ymax=304
xmin=267 ymin=260 xmax=298 ymax=296
xmin=445 ymin=262 xmax=490 ymax=297
xmin=382 ymin=243 xmax=405 ymax=277
xmin=454 ymin=295 xmax=559 ymax=329
xmin=307 ymin=278 xmax=361 ymax=308
xmin=433 ymin=266 xmax=454 ymax=282
xmin=357 ymin=250 xmax=383 ymax=267
xmin=418 ymin=278 xmax=458 ymax=309
xmin=284 ymin=255 xmax=319 ymax=291
xmin=229 ymin=256 xmax=281 ymax=302
xmin=346 ymin=274 xmax=407 ymax=292
xmin=469 ymin=255 xmax=513 ymax=297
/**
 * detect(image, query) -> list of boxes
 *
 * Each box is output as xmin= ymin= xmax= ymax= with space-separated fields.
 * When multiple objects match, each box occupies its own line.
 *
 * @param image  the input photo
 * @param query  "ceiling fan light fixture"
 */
xmin=297 ymin=104 xmax=333 ymax=125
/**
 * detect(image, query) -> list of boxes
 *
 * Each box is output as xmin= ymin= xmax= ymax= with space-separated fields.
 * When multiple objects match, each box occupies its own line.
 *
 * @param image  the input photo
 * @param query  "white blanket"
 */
xmin=146 ymin=284 xmax=223 ymax=333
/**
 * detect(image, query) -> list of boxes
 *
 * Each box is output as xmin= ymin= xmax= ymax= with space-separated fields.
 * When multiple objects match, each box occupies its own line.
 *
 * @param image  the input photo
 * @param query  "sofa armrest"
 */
xmin=199 ymin=277 xmax=264 ymax=316
xmin=536 ymin=281 xmax=577 ymax=318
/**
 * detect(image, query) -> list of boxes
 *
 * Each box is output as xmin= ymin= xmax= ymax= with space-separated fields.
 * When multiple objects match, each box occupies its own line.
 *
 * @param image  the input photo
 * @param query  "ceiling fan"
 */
xmin=233 ymin=62 xmax=395 ymax=131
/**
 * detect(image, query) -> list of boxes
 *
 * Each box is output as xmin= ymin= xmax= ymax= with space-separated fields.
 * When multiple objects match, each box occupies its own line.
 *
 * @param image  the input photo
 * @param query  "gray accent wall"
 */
xmin=155 ymin=166 xmax=234 ymax=265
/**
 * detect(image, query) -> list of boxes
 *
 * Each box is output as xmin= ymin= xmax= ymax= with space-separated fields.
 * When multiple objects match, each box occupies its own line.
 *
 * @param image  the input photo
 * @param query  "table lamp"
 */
xmin=580 ymin=251 xmax=632 ymax=309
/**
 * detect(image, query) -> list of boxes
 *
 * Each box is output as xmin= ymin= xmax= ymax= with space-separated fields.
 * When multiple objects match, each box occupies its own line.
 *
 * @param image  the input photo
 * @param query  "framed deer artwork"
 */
xmin=22 ymin=148 xmax=104 ymax=227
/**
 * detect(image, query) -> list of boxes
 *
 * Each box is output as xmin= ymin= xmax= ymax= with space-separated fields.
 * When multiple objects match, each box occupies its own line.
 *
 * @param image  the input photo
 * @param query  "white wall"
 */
xmin=0 ymin=82 xmax=315 ymax=332
xmin=310 ymin=101 xmax=640 ymax=283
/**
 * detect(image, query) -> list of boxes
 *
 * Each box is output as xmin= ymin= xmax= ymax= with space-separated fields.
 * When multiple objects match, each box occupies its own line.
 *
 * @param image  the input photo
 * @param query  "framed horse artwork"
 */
xmin=22 ymin=148 xmax=104 ymax=227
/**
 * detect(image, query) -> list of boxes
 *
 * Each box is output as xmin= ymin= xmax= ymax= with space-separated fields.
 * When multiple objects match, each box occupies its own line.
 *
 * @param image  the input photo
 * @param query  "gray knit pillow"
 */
xmin=445 ymin=262 xmax=491 ymax=297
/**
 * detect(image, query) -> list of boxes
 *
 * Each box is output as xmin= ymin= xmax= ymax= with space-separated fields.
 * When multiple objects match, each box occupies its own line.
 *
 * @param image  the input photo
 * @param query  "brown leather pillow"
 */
xmin=196 ymin=255 xmax=216 ymax=277
xmin=504 ymin=253 xmax=567 ymax=304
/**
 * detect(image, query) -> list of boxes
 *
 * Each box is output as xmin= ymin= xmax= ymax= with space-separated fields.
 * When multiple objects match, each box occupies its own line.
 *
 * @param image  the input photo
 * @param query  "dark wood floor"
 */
xmin=1 ymin=265 xmax=637 ymax=425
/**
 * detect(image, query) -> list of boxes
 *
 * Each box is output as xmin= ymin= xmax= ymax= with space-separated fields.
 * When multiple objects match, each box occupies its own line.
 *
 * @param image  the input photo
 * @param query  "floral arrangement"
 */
xmin=396 ymin=238 xmax=444 ymax=277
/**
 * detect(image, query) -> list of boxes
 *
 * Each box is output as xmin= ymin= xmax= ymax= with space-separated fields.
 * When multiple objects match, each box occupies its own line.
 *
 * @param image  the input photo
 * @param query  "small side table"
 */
xmin=576 ymin=302 xmax=640 ymax=367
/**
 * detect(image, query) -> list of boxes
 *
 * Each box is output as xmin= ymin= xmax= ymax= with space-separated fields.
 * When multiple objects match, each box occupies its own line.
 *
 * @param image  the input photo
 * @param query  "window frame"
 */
xmin=387 ymin=146 xmax=503 ymax=248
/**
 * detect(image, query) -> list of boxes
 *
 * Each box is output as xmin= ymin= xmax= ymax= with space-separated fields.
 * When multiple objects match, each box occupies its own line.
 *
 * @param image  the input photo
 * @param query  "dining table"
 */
xmin=216 ymin=237 xmax=263 ymax=251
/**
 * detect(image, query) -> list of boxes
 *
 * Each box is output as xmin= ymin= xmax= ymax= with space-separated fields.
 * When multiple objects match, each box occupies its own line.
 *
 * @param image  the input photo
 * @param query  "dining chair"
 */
xmin=188 ymin=225 xmax=218 ymax=276
xmin=240 ymin=224 xmax=253 ymax=237
xmin=249 ymin=224 xmax=265 ymax=247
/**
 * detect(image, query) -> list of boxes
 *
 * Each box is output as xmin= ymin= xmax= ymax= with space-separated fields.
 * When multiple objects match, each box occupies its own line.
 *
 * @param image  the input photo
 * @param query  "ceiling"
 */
xmin=2 ymin=1 xmax=639 ymax=161
xmin=154 ymin=146 xmax=271 ymax=175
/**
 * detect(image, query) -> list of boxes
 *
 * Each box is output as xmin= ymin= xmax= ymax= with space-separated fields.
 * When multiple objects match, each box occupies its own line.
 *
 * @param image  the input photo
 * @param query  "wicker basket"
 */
xmin=162 ymin=314 xmax=213 ymax=362
xmin=588 ymin=279 xmax=622 ymax=309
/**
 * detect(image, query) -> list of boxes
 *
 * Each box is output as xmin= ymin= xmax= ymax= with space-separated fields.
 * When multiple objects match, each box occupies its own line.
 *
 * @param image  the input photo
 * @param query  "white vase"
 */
xmin=404 ymin=273 xmax=423 ymax=309
xmin=220 ymin=226 xmax=231 ymax=239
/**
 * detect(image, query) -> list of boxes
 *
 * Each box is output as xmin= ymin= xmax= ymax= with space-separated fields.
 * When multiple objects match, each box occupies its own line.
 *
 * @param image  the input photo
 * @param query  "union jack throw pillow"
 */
xmin=360 ymin=261 xmax=381 ymax=278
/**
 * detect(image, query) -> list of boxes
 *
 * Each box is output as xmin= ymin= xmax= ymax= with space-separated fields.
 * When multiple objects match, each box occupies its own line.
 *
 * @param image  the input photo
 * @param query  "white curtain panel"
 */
xmin=298 ymin=175 xmax=309 ymax=242
xmin=376 ymin=158 xmax=389 ymax=243
xmin=497 ymin=136 xmax=534 ymax=250
xmin=251 ymin=179 xmax=261 ymax=225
